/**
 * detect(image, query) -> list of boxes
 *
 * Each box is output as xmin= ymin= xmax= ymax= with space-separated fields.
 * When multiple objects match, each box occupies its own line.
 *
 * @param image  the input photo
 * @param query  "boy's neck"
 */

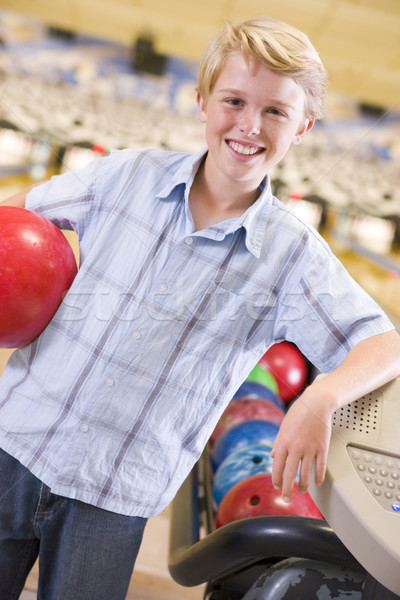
xmin=189 ymin=159 xmax=261 ymax=231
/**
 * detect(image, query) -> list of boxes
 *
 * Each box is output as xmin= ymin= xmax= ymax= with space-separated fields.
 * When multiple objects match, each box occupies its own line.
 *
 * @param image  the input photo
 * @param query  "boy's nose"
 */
xmin=238 ymin=112 xmax=261 ymax=136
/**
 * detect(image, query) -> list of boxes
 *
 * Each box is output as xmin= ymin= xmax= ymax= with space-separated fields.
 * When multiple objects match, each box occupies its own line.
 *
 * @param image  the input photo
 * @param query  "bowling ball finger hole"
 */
xmin=252 ymin=456 xmax=262 ymax=464
xmin=250 ymin=495 xmax=260 ymax=506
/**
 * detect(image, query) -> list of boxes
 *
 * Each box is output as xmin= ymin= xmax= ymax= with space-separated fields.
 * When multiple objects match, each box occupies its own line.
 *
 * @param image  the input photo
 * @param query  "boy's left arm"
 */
xmin=270 ymin=328 xmax=400 ymax=502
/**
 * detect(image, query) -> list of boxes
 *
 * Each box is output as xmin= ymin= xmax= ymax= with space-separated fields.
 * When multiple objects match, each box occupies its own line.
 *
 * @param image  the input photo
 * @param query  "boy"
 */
xmin=1 ymin=16 xmax=400 ymax=599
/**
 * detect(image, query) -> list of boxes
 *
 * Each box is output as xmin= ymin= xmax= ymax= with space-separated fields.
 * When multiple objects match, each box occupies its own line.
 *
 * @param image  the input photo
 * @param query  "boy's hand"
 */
xmin=0 ymin=182 xmax=42 ymax=208
xmin=270 ymin=330 xmax=400 ymax=502
xmin=270 ymin=390 xmax=333 ymax=502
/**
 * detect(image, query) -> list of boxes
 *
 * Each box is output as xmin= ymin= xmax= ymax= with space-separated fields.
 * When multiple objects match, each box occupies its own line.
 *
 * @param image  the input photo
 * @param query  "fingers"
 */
xmin=314 ymin=450 xmax=328 ymax=486
xmin=271 ymin=444 xmax=299 ymax=503
xmin=270 ymin=400 xmax=331 ymax=502
xmin=297 ymin=454 xmax=314 ymax=494
xmin=270 ymin=441 xmax=286 ymax=492
xmin=271 ymin=447 xmax=326 ymax=501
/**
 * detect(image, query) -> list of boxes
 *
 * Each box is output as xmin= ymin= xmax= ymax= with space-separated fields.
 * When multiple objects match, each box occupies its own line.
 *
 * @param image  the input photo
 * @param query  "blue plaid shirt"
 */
xmin=0 ymin=147 xmax=393 ymax=516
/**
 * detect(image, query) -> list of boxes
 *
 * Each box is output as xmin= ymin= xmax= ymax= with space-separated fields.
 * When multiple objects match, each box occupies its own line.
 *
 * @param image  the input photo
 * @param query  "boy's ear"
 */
xmin=197 ymin=92 xmax=207 ymax=123
xmin=292 ymin=118 xmax=315 ymax=146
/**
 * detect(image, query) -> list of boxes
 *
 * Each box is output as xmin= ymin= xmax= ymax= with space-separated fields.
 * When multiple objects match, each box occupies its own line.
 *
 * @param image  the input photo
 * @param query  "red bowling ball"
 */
xmin=259 ymin=342 xmax=308 ymax=405
xmin=215 ymin=474 xmax=323 ymax=528
xmin=0 ymin=206 xmax=77 ymax=348
xmin=209 ymin=397 xmax=285 ymax=448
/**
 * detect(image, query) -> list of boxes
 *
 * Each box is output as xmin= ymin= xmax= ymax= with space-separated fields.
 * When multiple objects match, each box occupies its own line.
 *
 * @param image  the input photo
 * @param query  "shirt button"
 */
xmin=80 ymin=423 xmax=89 ymax=433
xmin=132 ymin=330 xmax=141 ymax=340
xmin=185 ymin=237 xmax=193 ymax=245
xmin=158 ymin=282 xmax=168 ymax=292
xmin=105 ymin=377 xmax=114 ymax=387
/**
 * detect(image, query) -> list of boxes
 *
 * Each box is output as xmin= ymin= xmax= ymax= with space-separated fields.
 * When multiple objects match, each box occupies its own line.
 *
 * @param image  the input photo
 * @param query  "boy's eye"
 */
xmin=268 ymin=108 xmax=285 ymax=117
xmin=227 ymin=98 xmax=242 ymax=106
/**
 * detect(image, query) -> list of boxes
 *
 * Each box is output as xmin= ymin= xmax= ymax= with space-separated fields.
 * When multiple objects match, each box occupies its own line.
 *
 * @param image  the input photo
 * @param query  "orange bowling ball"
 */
xmin=0 ymin=206 xmax=77 ymax=348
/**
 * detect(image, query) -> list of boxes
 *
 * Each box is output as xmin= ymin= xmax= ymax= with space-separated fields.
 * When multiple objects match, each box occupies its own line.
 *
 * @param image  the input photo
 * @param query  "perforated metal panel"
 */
xmin=310 ymin=377 xmax=400 ymax=595
xmin=332 ymin=392 xmax=382 ymax=434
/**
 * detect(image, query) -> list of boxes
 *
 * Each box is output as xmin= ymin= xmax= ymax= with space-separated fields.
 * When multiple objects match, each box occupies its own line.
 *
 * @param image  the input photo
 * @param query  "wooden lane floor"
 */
xmin=329 ymin=237 xmax=400 ymax=328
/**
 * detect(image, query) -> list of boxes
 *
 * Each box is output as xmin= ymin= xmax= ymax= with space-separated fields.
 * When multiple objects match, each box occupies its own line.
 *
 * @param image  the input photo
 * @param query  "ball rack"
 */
xmin=168 ymin=444 xmax=400 ymax=599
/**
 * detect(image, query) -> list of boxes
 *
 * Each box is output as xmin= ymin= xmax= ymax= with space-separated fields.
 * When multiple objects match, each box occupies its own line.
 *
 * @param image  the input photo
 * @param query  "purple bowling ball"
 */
xmin=232 ymin=381 xmax=285 ymax=410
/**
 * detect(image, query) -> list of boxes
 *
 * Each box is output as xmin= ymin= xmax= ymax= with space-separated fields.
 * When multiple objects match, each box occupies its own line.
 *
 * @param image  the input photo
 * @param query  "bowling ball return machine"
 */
xmin=168 ymin=377 xmax=400 ymax=599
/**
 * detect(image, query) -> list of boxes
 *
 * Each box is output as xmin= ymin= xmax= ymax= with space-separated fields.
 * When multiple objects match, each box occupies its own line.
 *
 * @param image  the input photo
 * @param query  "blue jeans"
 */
xmin=0 ymin=448 xmax=147 ymax=600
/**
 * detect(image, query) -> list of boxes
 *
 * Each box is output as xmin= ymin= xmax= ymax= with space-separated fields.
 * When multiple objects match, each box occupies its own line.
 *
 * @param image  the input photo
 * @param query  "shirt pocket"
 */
xmin=177 ymin=285 xmax=274 ymax=364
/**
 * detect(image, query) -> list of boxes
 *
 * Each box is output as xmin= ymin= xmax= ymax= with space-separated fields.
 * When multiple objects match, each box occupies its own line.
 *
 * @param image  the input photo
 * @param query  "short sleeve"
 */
xmin=25 ymin=154 xmax=109 ymax=236
xmin=274 ymin=233 xmax=394 ymax=373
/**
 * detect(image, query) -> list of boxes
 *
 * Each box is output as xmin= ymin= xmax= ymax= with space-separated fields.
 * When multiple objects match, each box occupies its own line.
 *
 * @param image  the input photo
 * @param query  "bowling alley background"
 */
xmin=0 ymin=7 xmax=399 ymax=350
xmin=0 ymin=5 xmax=400 ymax=599
xmin=0 ymin=0 xmax=399 ymax=527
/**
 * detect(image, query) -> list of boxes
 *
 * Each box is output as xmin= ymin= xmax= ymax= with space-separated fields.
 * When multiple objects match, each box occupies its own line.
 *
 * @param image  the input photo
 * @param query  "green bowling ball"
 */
xmin=246 ymin=365 xmax=279 ymax=395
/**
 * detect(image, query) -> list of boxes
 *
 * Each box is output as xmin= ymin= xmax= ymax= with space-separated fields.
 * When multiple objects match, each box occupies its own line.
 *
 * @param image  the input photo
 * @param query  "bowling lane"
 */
xmin=288 ymin=200 xmax=400 ymax=329
xmin=329 ymin=237 xmax=400 ymax=329
xmin=0 ymin=173 xmax=38 ymax=200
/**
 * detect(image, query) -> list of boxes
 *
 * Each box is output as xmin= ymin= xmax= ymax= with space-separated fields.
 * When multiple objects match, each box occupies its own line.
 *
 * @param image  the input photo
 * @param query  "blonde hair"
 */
xmin=197 ymin=17 xmax=328 ymax=120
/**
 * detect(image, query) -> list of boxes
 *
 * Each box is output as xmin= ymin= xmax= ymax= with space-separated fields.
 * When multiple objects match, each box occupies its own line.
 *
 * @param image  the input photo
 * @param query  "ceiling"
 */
xmin=1 ymin=0 xmax=400 ymax=111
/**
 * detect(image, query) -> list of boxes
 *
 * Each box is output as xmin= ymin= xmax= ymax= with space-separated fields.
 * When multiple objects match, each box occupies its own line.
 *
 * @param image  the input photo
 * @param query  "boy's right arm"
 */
xmin=0 ymin=182 xmax=43 ymax=208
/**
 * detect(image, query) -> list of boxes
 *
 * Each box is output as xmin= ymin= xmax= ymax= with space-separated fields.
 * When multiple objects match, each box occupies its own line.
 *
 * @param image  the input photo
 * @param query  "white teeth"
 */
xmin=229 ymin=142 xmax=260 ymax=155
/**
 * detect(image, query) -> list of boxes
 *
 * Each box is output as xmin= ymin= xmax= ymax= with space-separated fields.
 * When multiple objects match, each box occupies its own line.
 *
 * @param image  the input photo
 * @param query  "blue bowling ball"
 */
xmin=211 ymin=419 xmax=280 ymax=471
xmin=213 ymin=443 xmax=274 ymax=507
xmin=232 ymin=381 xmax=285 ymax=410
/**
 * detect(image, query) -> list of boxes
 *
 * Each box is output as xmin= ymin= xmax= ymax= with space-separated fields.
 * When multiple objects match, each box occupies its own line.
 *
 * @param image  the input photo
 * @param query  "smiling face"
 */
xmin=197 ymin=52 xmax=314 ymax=196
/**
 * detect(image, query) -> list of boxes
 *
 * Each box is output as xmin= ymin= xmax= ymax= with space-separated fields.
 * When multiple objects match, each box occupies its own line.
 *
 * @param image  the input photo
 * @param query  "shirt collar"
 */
xmin=156 ymin=147 xmax=208 ymax=201
xmin=240 ymin=180 xmax=272 ymax=258
xmin=157 ymin=147 xmax=273 ymax=259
